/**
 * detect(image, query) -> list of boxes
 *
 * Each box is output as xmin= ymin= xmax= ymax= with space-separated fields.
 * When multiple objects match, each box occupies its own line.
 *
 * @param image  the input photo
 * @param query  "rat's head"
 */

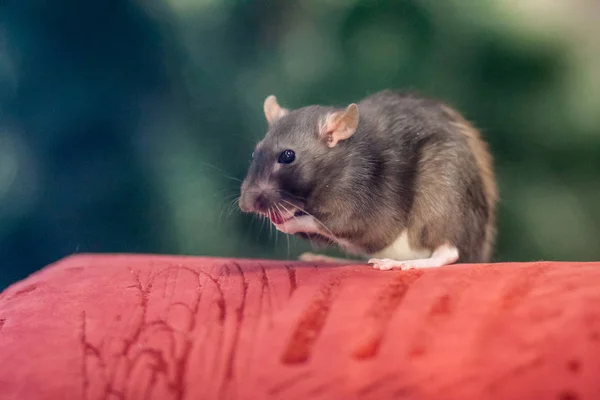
xmin=239 ymin=95 xmax=359 ymax=225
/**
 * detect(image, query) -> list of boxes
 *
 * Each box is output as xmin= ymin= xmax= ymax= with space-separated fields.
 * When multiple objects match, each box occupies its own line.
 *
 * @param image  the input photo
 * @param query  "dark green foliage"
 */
xmin=1 ymin=0 xmax=599 ymax=289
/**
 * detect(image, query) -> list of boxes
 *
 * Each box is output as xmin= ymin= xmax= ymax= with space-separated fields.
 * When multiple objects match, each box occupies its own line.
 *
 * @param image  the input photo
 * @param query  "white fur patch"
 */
xmin=371 ymin=230 xmax=431 ymax=261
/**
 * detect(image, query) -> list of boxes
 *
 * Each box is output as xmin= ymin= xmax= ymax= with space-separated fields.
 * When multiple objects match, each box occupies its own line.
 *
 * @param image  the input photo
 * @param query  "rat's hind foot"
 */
xmin=368 ymin=258 xmax=437 ymax=271
xmin=369 ymin=258 xmax=405 ymax=271
xmin=299 ymin=252 xmax=354 ymax=264
xmin=368 ymin=244 xmax=459 ymax=271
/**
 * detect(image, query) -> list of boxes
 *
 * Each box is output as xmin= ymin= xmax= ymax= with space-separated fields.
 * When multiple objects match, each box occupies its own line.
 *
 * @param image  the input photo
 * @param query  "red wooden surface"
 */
xmin=1 ymin=255 xmax=600 ymax=400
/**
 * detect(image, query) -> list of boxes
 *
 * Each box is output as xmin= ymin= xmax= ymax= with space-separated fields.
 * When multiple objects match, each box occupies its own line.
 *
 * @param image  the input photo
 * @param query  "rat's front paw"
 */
xmin=368 ymin=258 xmax=413 ymax=271
xmin=275 ymin=215 xmax=318 ymax=235
xmin=274 ymin=220 xmax=300 ymax=235
xmin=299 ymin=252 xmax=334 ymax=263
xmin=298 ymin=252 xmax=316 ymax=261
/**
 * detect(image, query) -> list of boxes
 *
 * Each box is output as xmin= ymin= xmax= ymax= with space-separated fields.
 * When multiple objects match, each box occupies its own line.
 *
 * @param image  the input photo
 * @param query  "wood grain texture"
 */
xmin=1 ymin=255 xmax=600 ymax=400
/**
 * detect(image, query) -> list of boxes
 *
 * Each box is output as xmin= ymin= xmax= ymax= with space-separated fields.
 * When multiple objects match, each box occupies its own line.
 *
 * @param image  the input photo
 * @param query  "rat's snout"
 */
xmin=238 ymin=183 xmax=279 ymax=214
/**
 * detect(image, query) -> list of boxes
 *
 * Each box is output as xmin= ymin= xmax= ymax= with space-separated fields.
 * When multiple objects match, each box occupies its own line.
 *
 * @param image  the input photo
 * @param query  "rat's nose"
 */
xmin=253 ymin=193 xmax=270 ymax=212
xmin=239 ymin=188 xmax=277 ymax=213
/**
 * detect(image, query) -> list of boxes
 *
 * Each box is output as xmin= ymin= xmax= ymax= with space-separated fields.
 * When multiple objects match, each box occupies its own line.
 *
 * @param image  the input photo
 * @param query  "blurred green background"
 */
xmin=1 ymin=0 xmax=600 ymax=289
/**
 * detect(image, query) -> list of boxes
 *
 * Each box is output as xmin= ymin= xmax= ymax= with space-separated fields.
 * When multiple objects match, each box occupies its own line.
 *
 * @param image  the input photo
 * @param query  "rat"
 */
xmin=238 ymin=90 xmax=498 ymax=270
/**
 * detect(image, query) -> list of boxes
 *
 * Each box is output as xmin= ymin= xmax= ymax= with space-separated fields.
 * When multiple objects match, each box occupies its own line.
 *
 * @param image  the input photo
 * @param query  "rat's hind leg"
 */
xmin=368 ymin=243 xmax=458 ymax=271
xmin=299 ymin=252 xmax=356 ymax=264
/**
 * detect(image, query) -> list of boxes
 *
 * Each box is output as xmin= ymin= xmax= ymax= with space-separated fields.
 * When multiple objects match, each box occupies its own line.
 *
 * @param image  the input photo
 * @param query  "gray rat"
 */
xmin=238 ymin=90 xmax=498 ymax=270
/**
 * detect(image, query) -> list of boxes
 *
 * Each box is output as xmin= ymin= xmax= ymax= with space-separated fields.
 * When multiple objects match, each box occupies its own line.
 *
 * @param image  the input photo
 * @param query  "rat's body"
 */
xmin=239 ymin=90 xmax=497 ymax=270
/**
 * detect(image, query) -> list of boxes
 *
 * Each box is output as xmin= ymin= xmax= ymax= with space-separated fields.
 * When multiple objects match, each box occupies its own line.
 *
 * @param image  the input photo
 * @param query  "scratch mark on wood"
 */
xmin=219 ymin=262 xmax=248 ymax=399
xmin=285 ymin=265 xmax=298 ymax=297
xmin=80 ymin=310 xmax=107 ymax=400
xmin=162 ymin=266 xmax=170 ymax=299
xmin=500 ymin=264 xmax=549 ymax=310
xmin=281 ymin=277 xmax=341 ymax=364
xmin=429 ymin=294 xmax=452 ymax=316
xmin=11 ymin=284 xmax=37 ymax=299
xmin=259 ymin=264 xmax=273 ymax=315
xmin=159 ymin=265 xmax=226 ymax=323
xmin=353 ymin=270 xmax=423 ymax=359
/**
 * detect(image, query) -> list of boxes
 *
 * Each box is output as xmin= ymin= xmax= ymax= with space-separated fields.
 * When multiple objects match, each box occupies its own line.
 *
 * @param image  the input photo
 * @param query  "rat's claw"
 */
xmin=299 ymin=252 xmax=353 ymax=264
xmin=299 ymin=252 xmax=330 ymax=262
xmin=368 ymin=258 xmax=410 ymax=271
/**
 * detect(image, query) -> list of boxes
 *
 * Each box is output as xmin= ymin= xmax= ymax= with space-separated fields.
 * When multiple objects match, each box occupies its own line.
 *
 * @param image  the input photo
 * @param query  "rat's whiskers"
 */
xmin=280 ymin=199 xmax=336 ymax=240
xmin=228 ymin=196 xmax=242 ymax=217
xmin=267 ymin=206 xmax=274 ymax=242
xmin=275 ymin=202 xmax=292 ymax=257
xmin=277 ymin=203 xmax=295 ymax=259
xmin=200 ymin=162 xmax=242 ymax=183
xmin=274 ymin=188 xmax=305 ymax=202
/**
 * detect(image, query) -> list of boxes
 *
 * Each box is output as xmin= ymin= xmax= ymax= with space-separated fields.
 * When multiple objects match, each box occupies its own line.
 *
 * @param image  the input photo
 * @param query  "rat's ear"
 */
xmin=264 ymin=95 xmax=289 ymax=125
xmin=319 ymin=103 xmax=359 ymax=148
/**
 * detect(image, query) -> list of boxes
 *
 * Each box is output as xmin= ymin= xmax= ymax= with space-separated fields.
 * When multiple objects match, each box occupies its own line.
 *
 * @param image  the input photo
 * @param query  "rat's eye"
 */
xmin=278 ymin=149 xmax=296 ymax=164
